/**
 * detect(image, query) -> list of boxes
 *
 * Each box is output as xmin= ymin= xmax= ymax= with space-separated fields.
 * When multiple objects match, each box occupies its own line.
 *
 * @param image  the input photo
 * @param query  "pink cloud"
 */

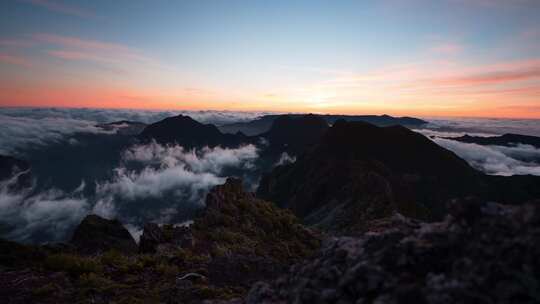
xmin=431 ymin=43 xmax=464 ymax=55
xmin=47 ymin=50 xmax=118 ymax=64
xmin=433 ymin=66 xmax=540 ymax=86
xmin=0 ymin=39 xmax=35 ymax=48
xmin=0 ymin=53 xmax=32 ymax=68
xmin=20 ymin=0 xmax=95 ymax=18
xmin=34 ymin=34 xmax=132 ymax=53
xmin=34 ymin=34 xmax=155 ymax=64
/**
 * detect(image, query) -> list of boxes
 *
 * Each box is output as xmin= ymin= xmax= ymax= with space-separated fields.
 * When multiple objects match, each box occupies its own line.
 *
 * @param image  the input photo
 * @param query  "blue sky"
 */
xmin=1 ymin=0 xmax=539 ymax=117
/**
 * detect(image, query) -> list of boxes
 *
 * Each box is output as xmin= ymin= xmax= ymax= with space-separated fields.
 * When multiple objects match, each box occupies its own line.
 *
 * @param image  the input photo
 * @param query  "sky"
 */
xmin=0 ymin=0 xmax=539 ymax=118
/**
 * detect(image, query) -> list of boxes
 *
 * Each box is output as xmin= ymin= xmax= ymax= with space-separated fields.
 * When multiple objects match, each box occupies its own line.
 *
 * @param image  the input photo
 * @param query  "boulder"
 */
xmin=70 ymin=215 xmax=137 ymax=255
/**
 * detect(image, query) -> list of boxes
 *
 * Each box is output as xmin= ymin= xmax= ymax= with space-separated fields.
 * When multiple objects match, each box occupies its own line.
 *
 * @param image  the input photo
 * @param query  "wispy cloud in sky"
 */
xmin=430 ymin=42 xmax=464 ymax=56
xmin=33 ymin=33 xmax=153 ymax=64
xmin=0 ymin=52 xmax=32 ymax=68
xmin=20 ymin=0 xmax=95 ymax=18
xmin=433 ymin=64 xmax=540 ymax=86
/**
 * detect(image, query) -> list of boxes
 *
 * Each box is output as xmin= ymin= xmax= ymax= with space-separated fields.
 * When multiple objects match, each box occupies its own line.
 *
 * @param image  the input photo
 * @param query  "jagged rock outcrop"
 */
xmin=70 ymin=215 xmax=137 ymax=255
xmin=239 ymin=199 xmax=540 ymax=304
xmin=140 ymin=177 xmax=320 ymax=266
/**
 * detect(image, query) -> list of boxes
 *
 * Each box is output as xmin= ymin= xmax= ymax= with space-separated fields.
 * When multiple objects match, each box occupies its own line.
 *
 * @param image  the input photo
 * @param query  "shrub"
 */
xmin=44 ymin=254 xmax=102 ymax=277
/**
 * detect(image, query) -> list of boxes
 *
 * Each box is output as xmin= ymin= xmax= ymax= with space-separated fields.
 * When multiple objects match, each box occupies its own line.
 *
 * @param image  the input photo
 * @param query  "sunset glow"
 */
xmin=1 ymin=0 xmax=539 ymax=118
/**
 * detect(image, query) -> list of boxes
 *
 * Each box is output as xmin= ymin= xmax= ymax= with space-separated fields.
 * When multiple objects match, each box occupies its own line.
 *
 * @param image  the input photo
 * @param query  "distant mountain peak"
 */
xmin=138 ymin=114 xmax=250 ymax=148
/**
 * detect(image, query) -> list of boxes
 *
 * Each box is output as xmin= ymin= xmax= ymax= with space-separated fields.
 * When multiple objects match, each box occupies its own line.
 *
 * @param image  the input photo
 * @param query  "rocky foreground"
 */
xmin=230 ymin=199 xmax=540 ymax=304
xmin=2 ymin=179 xmax=540 ymax=303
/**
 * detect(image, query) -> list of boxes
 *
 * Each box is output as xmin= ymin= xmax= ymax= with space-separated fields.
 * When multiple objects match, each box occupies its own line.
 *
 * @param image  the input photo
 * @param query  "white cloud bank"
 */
xmin=0 ymin=173 xmax=90 ymax=243
xmin=0 ymin=142 xmax=260 ymax=243
xmin=0 ymin=107 xmax=273 ymax=155
xmin=97 ymin=143 xmax=258 ymax=204
xmin=0 ymin=113 xmax=113 ymax=155
xmin=432 ymin=138 xmax=540 ymax=176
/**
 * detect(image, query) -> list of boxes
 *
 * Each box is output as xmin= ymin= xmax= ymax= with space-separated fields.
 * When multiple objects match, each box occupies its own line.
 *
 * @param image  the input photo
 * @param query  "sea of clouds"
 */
xmin=0 ymin=107 xmax=539 ymax=243
xmin=0 ymin=141 xmax=260 ymax=243
xmin=0 ymin=107 xmax=273 ymax=156
xmin=414 ymin=118 xmax=540 ymax=176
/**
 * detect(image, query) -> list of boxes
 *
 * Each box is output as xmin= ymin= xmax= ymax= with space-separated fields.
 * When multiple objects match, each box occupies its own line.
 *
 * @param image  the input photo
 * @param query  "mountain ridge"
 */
xmin=219 ymin=113 xmax=427 ymax=136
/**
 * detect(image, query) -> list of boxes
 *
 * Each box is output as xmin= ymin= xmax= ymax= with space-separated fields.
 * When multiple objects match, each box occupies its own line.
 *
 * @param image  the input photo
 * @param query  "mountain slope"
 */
xmin=257 ymin=120 xmax=490 ymax=232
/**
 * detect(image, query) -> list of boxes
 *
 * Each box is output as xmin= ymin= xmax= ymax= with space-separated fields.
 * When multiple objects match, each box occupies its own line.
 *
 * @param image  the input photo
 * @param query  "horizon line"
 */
xmin=1 ymin=104 xmax=539 ymax=120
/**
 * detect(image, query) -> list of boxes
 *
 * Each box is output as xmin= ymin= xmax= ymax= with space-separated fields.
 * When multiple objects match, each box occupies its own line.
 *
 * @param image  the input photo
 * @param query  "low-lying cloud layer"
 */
xmin=0 ymin=107 xmax=272 ymax=155
xmin=423 ymin=117 xmax=540 ymax=137
xmin=0 ymin=172 xmax=90 ymax=243
xmin=0 ymin=142 xmax=260 ymax=243
xmin=97 ymin=142 xmax=258 ymax=207
xmin=0 ymin=107 xmax=273 ymax=125
xmin=0 ymin=113 xmax=113 ymax=155
xmin=432 ymin=137 xmax=540 ymax=176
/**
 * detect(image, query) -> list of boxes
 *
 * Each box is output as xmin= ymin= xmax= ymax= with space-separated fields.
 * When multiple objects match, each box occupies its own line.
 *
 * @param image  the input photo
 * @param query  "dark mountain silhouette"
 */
xmin=139 ymin=114 xmax=252 ymax=148
xmin=321 ymin=113 xmax=426 ymax=126
xmin=219 ymin=114 xmax=427 ymax=136
xmin=447 ymin=133 xmax=540 ymax=148
xmin=257 ymin=120 xmax=539 ymax=233
xmin=260 ymin=114 xmax=329 ymax=156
